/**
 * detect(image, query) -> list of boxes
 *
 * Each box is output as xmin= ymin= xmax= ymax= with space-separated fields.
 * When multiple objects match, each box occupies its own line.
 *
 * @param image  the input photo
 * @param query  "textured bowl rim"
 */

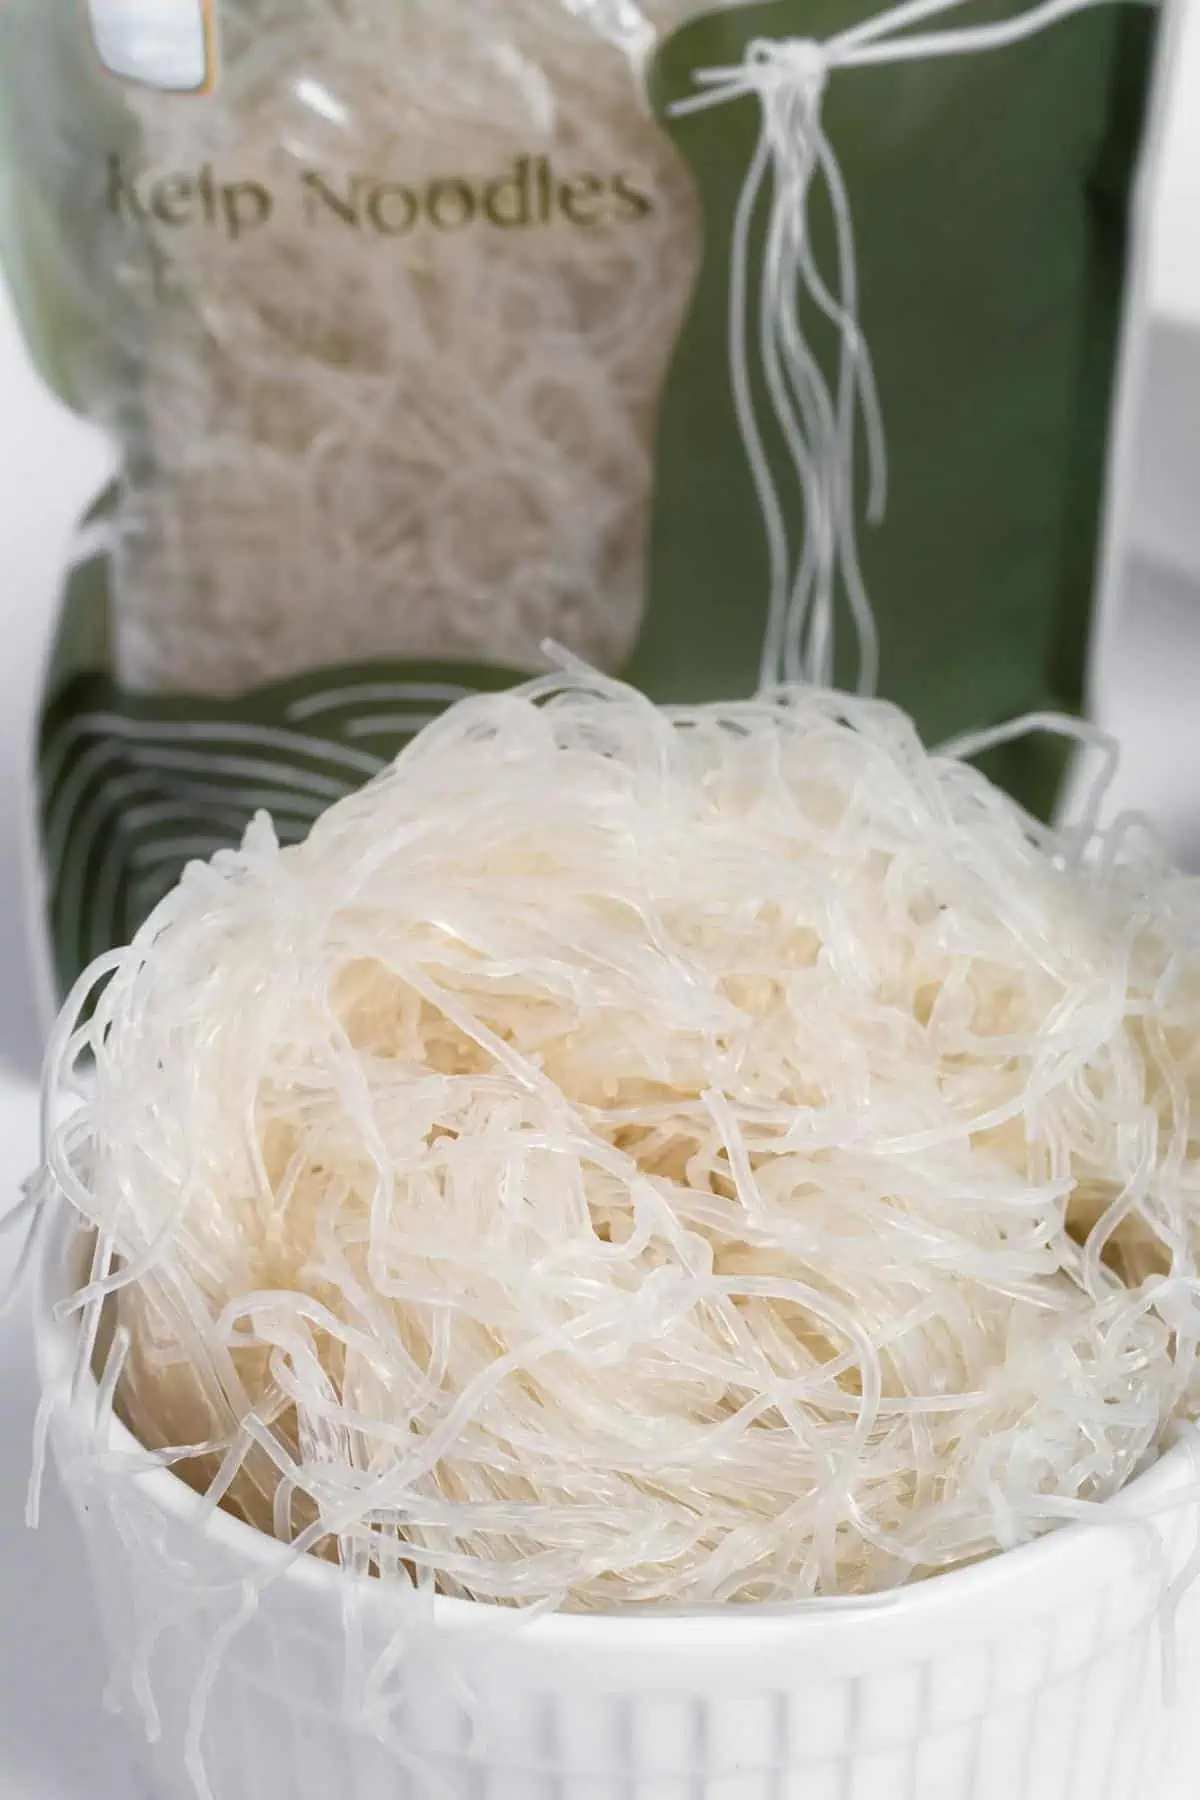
xmin=36 ymin=1202 xmax=1198 ymax=1653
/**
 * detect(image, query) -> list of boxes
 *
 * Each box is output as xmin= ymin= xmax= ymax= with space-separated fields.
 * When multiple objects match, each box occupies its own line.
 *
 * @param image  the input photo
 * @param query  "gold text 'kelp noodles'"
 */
xmin=40 ymin=673 xmax=1200 ymax=1608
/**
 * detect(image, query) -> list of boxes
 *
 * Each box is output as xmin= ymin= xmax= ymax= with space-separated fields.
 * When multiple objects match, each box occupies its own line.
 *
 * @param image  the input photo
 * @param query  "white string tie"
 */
xmin=671 ymin=0 xmax=1160 ymax=694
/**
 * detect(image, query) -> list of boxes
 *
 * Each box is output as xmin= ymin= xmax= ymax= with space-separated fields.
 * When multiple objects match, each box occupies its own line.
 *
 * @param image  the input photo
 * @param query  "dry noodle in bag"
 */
xmin=100 ymin=3 xmax=705 ymax=693
xmin=5 ymin=0 xmax=705 ymax=695
xmin=0 ymin=0 xmax=1159 ymax=997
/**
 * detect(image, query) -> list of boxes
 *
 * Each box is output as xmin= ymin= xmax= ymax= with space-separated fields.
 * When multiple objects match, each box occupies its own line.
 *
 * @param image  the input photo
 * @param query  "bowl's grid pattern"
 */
xmin=67 ymin=1467 xmax=1195 ymax=1800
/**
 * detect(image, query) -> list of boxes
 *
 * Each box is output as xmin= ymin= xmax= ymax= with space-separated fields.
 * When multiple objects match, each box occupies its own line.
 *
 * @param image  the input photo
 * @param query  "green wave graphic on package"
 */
xmin=39 ymin=536 xmax=524 ymax=993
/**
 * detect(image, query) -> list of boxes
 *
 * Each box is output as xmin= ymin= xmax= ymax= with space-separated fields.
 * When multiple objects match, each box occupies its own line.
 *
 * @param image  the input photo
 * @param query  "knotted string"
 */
xmin=671 ymin=0 xmax=1160 ymax=694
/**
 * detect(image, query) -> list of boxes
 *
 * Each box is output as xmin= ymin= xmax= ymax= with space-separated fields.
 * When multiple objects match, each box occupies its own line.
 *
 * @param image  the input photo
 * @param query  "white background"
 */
xmin=1085 ymin=0 xmax=1200 ymax=868
xmin=0 ymin=274 xmax=131 ymax=1798
xmin=0 ymin=5 xmax=1199 ymax=1795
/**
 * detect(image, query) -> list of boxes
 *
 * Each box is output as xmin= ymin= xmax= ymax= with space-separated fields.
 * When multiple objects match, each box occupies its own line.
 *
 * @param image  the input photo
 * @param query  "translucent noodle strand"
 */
xmin=41 ymin=670 xmax=1200 ymax=1609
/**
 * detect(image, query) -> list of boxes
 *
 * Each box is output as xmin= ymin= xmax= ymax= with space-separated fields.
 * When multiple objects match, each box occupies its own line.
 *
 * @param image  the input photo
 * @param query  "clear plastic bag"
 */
xmin=1 ymin=0 xmax=715 ymax=693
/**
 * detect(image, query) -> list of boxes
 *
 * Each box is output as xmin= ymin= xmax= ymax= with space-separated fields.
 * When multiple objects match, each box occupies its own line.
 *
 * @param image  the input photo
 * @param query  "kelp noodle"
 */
xmin=61 ymin=0 xmax=708 ymax=693
xmin=40 ymin=671 xmax=1200 ymax=1608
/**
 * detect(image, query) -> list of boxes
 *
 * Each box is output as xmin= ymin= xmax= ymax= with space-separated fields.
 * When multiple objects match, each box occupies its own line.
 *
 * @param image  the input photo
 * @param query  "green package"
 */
xmin=0 ymin=0 xmax=1157 ymax=996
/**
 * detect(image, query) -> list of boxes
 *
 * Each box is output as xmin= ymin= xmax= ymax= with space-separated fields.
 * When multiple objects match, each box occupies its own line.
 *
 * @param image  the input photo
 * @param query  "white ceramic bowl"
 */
xmin=34 ymin=1208 xmax=1200 ymax=1800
